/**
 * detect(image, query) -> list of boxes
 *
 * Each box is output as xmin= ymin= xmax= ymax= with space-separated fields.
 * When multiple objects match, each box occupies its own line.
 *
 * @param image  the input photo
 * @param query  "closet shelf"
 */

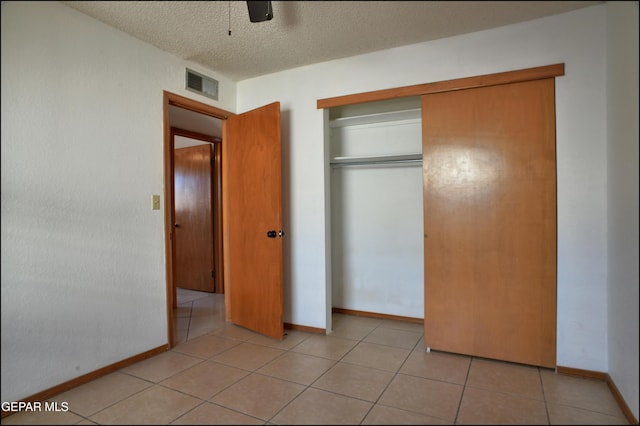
xmin=330 ymin=153 xmax=422 ymax=167
xmin=329 ymin=108 xmax=421 ymax=128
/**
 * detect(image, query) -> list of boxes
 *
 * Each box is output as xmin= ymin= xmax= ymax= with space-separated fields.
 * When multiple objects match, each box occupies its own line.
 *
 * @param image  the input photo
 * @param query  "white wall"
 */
xmin=0 ymin=1 xmax=236 ymax=403
xmin=331 ymin=164 xmax=424 ymax=318
xmin=606 ymin=2 xmax=639 ymax=420
xmin=238 ymin=5 xmax=610 ymax=372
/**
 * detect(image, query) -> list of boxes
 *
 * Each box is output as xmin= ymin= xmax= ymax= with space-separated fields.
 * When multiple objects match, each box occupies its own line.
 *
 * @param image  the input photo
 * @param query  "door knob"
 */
xmin=175 ymin=224 xmax=180 ymax=228
xmin=267 ymin=230 xmax=277 ymax=238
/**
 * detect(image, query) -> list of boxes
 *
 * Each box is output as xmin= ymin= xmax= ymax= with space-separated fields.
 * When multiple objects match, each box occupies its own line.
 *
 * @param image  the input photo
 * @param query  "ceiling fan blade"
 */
xmin=246 ymin=1 xmax=273 ymax=22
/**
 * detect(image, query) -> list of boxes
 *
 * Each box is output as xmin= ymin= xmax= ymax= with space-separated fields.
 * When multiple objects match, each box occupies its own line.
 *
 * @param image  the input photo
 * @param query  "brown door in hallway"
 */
xmin=174 ymin=143 xmax=215 ymax=293
xmin=225 ymin=102 xmax=284 ymax=340
xmin=422 ymin=78 xmax=557 ymax=368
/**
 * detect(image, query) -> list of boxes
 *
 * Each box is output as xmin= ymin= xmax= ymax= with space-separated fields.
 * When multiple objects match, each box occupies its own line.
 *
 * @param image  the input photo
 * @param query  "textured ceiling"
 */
xmin=62 ymin=1 xmax=602 ymax=82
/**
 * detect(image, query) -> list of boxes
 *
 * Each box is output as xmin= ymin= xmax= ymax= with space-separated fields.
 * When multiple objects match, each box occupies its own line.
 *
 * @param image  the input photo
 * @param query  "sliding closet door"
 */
xmin=422 ymin=78 xmax=557 ymax=368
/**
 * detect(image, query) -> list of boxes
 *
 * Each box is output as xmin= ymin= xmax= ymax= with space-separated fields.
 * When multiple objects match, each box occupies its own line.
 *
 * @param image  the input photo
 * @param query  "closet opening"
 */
xmin=327 ymin=97 xmax=425 ymax=331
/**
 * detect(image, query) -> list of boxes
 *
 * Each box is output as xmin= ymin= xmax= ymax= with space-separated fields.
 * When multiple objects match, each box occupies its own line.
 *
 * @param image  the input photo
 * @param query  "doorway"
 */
xmin=163 ymin=92 xmax=285 ymax=347
xmin=164 ymin=93 xmax=230 ymax=347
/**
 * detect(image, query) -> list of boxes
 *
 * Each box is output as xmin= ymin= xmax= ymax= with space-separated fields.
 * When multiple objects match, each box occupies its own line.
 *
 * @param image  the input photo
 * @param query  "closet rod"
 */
xmin=331 ymin=160 xmax=422 ymax=168
xmin=330 ymin=153 xmax=422 ymax=167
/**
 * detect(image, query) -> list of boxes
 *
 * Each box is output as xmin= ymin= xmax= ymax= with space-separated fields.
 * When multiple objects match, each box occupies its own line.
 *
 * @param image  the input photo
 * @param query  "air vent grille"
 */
xmin=185 ymin=68 xmax=218 ymax=101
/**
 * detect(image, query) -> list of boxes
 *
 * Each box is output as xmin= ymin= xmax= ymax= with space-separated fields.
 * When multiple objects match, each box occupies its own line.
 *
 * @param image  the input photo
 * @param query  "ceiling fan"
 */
xmin=228 ymin=1 xmax=273 ymax=35
xmin=246 ymin=1 xmax=273 ymax=22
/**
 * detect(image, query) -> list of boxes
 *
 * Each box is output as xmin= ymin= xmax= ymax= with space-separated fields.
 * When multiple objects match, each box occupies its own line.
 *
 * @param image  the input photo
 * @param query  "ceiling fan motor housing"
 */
xmin=247 ymin=1 xmax=273 ymax=22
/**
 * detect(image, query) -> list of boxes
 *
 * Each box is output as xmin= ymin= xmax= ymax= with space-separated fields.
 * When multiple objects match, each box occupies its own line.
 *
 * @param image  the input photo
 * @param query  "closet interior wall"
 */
xmin=329 ymin=97 xmax=424 ymax=319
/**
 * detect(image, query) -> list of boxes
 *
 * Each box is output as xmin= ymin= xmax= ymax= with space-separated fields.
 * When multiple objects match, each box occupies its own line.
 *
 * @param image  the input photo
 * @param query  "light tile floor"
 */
xmin=3 ymin=289 xmax=630 ymax=425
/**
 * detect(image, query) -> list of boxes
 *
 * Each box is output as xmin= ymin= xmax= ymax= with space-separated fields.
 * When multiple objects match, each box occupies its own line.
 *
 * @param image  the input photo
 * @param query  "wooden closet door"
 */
xmin=422 ymin=78 xmax=557 ymax=368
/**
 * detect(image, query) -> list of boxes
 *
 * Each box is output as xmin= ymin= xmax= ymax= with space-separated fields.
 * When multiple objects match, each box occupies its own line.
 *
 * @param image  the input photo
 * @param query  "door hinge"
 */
xmin=212 ymin=269 xmax=216 ymax=279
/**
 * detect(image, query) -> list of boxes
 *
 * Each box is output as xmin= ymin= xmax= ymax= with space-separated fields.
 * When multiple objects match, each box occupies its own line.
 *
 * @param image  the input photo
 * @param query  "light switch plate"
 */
xmin=151 ymin=194 xmax=160 ymax=210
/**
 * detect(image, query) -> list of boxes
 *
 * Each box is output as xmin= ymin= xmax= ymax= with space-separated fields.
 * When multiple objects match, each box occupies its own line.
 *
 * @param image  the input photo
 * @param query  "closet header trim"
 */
xmin=317 ymin=63 xmax=564 ymax=110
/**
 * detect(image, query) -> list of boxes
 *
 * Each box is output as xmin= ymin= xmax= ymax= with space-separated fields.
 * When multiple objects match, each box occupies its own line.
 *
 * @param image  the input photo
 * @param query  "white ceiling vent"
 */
xmin=185 ymin=68 xmax=218 ymax=101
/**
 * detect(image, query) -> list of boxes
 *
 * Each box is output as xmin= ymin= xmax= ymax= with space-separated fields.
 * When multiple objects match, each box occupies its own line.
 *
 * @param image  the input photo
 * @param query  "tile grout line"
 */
xmin=538 ymin=366 xmax=552 ymax=425
xmin=184 ymin=300 xmax=194 ymax=341
xmin=453 ymin=356 xmax=475 ymax=424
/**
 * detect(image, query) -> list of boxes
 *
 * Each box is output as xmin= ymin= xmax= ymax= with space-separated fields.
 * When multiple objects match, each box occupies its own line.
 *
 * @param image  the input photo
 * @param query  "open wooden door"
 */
xmin=225 ymin=102 xmax=284 ymax=340
xmin=422 ymin=79 xmax=557 ymax=368
xmin=173 ymin=143 xmax=215 ymax=293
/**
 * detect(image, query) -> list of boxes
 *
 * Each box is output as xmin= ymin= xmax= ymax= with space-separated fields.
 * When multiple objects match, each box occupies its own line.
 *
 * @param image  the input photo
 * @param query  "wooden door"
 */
xmin=225 ymin=102 xmax=284 ymax=340
xmin=422 ymin=78 xmax=557 ymax=368
xmin=174 ymin=144 xmax=215 ymax=292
